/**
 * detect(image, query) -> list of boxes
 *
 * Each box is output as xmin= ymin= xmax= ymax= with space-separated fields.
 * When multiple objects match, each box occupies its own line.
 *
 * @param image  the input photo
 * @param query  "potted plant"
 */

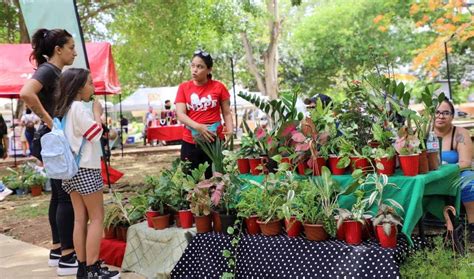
xmin=169 ymin=161 xmax=208 ymax=229
xmin=413 ymin=114 xmax=430 ymax=174
xmin=337 ymin=190 xmax=369 ymax=245
xmin=294 ymin=180 xmax=326 ymax=241
xmin=371 ymin=122 xmax=397 ymax=176
xmin=105 ymin=192 xmax=131 ymax=242
xmin=2 ymin=167 xmax=29 ymax=195
xmin=250 ymin=171 xmax=290 ymax=236
xmin=236 ymin=186 xmax=261 ymax=235
xmin=198 ymin=173 xmax=241 ymax=234
xmin=281 ymin=189 xmax=303 ymax=238
xmin=103 ymin=203 xmax=120 ymax=239
xmin=421 ymin=87 xmax=446 ymax=171
xmin=22 ymin=164 xmax=47 ymax=197
xmin=145 ymin=175 xmax=172 ymax=230
xmin=373 ymin=204 xmax=403 ymax=248
xmin=187 ymin=179 xmax=213 ymax=233
xmin=394 ymin=125 xmax=421 ymax=176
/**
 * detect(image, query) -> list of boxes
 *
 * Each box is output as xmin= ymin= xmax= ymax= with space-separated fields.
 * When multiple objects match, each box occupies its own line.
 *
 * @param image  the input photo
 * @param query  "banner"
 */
xmin=19 ymin=0 xmax=88 ymax=69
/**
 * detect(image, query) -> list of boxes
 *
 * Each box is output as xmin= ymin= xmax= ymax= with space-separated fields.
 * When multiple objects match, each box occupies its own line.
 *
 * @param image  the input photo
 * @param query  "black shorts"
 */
xmin=180 ymin=141 xmax=212 ymax=179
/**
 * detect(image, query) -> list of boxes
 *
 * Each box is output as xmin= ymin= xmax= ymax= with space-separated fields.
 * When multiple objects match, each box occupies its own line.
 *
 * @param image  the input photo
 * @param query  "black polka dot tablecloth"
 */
xmin=171 ymin=232 xmax=424 ymax=278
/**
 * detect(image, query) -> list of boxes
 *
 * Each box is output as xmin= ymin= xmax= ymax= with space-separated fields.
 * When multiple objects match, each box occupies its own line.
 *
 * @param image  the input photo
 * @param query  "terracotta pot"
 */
xmin=328 ymin=156 xmax=347 ymax=175
xmin=418 ymin=150 xmax=429 ymax=174
xmin=151 ymin=214 xmax=170 ymax=230
xmin=376 ymin=224 xmax=397 ymax=248
xmin=375 ymin=156 xmax=396 ymax=176
xmin=297 ymin=161 xmax=310 ymax=175
xmin=194 ymin=215 xmax=212 ymax=233
xmin=308 ymin=157 xmax=326 ymax=176
xmin=303 ymin=223 xmax=329 ymax=241
xmin=350 ymin=157 xmax=370 ymax=172
xmin=179 ymin=209 xmax=194 ymax=229
xmin=427 ymin=150 xmax=439 ymax=171
xmin=344 ymin=220 xmax=362 ymax=245
xmin=257 ymin=219 xmax=282 ymax=236
xmin=220 ymin=214 xmax=237 ymax=234
xmin=248 ymin=158 xmax=263 ymax=175
xmin=174 ymin=213 xmax=181 ymax=227
xmin=284 ymin=217 xmax=302 ymax=237
xmin=399 ymin=154 xmax=420 ymax=176
xmin=103 ymin=226 xmax=116 ymax=239
xmin=146 ymin=210 xmax=160 ymax=228
xmin=237 ymin=158 xmax=250 ymax=174
xmin=115 ymin=226 xmax=128 ymax=242
xmin=212 ymin=211 xmax=222 ymax=233
xmin=281 ymin=157 xmax=294 ymax=171
xmin=245 ymin=215 xmax=261 ymax=235
xmin=30 ymin=185 xmax=42 ymax=197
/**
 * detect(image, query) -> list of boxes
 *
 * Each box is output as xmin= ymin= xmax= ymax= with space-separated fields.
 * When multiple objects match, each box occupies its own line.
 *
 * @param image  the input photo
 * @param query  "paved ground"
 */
xmin=0 ymin=233 xmax=144 ymax=279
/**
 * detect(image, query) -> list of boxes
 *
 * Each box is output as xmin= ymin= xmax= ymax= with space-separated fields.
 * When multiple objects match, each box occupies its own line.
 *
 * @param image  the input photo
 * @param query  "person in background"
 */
xmin=0 ymin=113 xmax=12 ymax=202
xmin=56 ymin=68 xmax=119 ymax=278
xmin=20 ymin=107 xmax=40 ymax=156
xmin=434 ymin=98 xmax=474 ymax=241
xmin=175 ymin=50 xmax=233 ymax=178
xmin=143 ymin=106 xmax=156 ymax=145
xmin=164 ymin=99 xmax=172 ymax=110
xmin=19 ymin=28 xmax=78 ymax=275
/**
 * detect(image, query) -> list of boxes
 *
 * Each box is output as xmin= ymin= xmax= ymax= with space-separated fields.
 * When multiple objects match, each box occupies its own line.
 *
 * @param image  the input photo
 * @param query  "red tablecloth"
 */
xmin=147 ymin=125 xmax=184 ymax=143
xmin=100 ymin=238 xmax=126 ymax=267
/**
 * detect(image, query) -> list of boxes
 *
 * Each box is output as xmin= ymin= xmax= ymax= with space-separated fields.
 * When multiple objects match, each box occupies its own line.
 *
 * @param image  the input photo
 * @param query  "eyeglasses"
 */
xmin=194 ymin=50 xmax=209 ymax=57
xmin=435 ymin=110 xmax=453 ymax=117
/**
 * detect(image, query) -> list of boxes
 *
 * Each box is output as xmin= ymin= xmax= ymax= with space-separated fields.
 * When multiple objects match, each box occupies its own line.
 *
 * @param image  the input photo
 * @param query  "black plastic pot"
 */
xmin=219 ymin=214 xmax=237 ymax=234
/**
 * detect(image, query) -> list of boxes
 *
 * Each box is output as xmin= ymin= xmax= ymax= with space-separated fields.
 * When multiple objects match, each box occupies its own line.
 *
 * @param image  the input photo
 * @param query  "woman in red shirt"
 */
xmin=175 ymin=50 xmax=233 ymax=178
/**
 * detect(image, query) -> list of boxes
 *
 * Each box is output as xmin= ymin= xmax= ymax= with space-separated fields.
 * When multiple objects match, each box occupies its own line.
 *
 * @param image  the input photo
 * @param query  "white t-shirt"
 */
xmin=64 ymin=101 xmax=103 ymax=169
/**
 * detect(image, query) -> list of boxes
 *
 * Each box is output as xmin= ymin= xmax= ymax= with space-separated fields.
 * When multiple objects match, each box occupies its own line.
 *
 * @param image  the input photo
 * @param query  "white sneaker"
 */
xmin=0 ymin=188 xmax=13 ymax=201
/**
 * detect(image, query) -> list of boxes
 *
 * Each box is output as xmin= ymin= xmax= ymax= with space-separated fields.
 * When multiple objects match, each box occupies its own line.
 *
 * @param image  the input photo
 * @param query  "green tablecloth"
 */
xmin=239 ymin=164 xmax=460 ymax=244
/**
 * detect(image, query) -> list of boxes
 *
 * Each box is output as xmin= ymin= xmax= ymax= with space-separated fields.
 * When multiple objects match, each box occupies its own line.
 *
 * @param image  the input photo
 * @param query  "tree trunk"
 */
xmin=263 ymin=0 xmax=280 ymax=100
xmin=13 ymin=0 xmax=29 ymax=118
xmin=240 ymin=0 xmax=281 ymax=100
xmin=240 ymin=32 xmax=266 ymax=96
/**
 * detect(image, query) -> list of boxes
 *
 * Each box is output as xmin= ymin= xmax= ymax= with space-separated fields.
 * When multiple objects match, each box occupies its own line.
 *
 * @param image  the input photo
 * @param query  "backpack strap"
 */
xmin=61 ymin=114 xmax=87 ymax=166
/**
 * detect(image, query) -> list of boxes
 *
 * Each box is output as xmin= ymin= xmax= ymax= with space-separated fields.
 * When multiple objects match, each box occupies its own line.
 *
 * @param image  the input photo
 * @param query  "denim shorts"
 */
xmin=460 ymin=170 xmax=474 ymax=203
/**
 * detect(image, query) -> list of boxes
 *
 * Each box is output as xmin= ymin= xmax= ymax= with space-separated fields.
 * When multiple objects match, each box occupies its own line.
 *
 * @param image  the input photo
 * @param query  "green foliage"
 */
xmin=400 ymin=237 xmax=474 ymax=278
xmin=236 ymin=186 xmax=261 ymax=219
xmin=290 ymin=0 xmax=417 ymax=94
xmin=196 ymin=137 xmax=228 ymax=174
xmin=104 ymin=192 xmax=131 ymax=229
xmin=238 ymin=90 xmax=304 ymax=128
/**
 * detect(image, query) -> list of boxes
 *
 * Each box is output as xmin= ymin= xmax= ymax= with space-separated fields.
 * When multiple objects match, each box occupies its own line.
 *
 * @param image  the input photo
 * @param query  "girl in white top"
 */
xmin=55 ymin=68 xmax=119 ymax=278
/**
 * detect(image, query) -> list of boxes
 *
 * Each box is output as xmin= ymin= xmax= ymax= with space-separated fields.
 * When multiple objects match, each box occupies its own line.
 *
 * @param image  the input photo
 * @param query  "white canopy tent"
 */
xmin=113 ymin=86 xmax=179 ymax=112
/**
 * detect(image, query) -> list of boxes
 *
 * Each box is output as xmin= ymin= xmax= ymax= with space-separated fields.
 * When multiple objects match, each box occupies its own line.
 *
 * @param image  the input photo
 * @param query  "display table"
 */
xmin=121 ymin=222 xmax=196 ymax=278
xmin=100 ymin=238 xmax=126 ymax=267
xmin=240 ymin=164 xmax=460 ymax=244
xmin=147 ymin=125 xmax=184 ymax=143
xmin=171 ymin=233 xmax=424 ymax=278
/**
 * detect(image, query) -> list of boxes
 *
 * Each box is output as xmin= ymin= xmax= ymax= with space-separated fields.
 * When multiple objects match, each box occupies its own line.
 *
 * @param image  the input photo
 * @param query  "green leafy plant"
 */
xmin=196 ymin=137 xmax=228 ymax=174
xmin=145 ymin=174 xmax=172 ymax=214
xmin=236 ymin=186 xmax=261 ymax=219
xmin=372 ymin=204 xmax=403 ymax=236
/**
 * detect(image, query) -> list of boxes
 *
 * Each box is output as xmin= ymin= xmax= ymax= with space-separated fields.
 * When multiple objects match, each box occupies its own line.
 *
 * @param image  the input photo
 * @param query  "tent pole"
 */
xmin=230 ymin=57 xmax=238 ymax=137
xmin=119 ymin=94 xmax=123 ymax=157
xmin=10 ymin=98 xmax=16 ymax=167
xmin=102 ymin=94 xmax=112 ymax=190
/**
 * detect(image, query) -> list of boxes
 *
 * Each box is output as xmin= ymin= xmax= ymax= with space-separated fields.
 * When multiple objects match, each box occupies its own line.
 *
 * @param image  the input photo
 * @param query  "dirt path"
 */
xmin=0 ymin=150 xmax=179 ymax=249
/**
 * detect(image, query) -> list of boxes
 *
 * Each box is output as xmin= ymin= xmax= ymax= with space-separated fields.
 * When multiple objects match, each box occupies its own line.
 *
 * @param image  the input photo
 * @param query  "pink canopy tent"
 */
xmin=0 ymin=42 xmax=120 ymax=96
xmin=0 ymin=42 xmax=122 ymax=165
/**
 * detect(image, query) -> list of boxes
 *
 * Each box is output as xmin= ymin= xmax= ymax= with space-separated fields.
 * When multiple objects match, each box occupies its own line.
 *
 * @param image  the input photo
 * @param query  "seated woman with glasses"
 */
xmin=434 ymin=98 xmax=474 ymax=240
xmin=175 ymin=50 xmax=233 ymax=178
